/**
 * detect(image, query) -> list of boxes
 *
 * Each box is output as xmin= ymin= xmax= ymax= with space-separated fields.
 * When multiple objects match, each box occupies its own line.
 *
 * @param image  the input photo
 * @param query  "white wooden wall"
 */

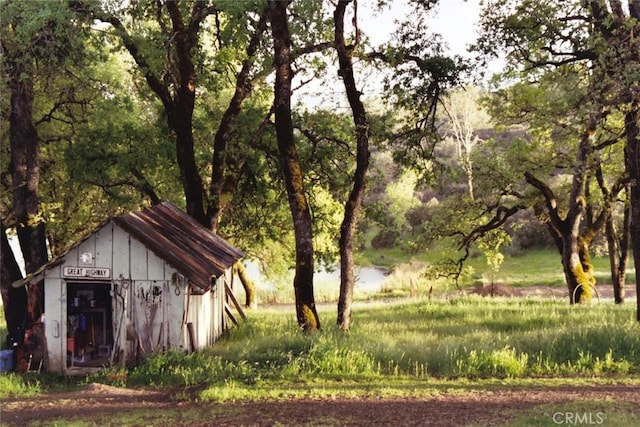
xmin=182 ymin=269 xmax=229 ymax=350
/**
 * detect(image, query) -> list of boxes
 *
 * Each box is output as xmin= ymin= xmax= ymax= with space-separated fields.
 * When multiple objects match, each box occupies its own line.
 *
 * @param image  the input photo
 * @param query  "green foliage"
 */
xmin=476 ymin=0 xmax=633 ymax=297
xmin=571 ymin=349 xmax=632 ymax=374
xmin=0 ymin=0 xmax=91 ymax=68
xmin=310 ymin=186 xmax=343 ymax=267
xmin=475 ymin=0 xmax=588 ymax=75
xmin=218 ymin=107 xmax=356 ymax=281
xmin=0 ymin=0 xmax=115 ymax=251
xmin=283 ymin=338 xmax=380 ymax=379
xmin=0 ymin=373 xmax=41 ymax=398
xmin=0 ymin=371 xmax=77 ymax=398
xmin=129 ymin=350 xmax=262 ymax=387
xmin=371 ymin=229 xmax=400 ymax=249
xmin=67 ymin=93 xmax=178 ymax=200
xmin=384 ymin=169 xmax=422 ymax=232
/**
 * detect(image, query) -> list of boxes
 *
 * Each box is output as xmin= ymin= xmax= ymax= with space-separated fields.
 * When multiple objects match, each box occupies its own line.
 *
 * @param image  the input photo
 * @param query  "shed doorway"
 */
xmin=66 ymin=281 xmax=113 ymax=368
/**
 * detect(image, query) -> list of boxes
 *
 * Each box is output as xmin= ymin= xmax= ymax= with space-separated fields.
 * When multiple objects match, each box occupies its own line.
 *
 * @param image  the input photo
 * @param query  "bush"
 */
xmin=405 ymin=204 xmax=432 ymax=228
xmin=505 ymin=210 xmax=555 ymax=254
xmin=371 ymin=229 xmax=400 ymax=249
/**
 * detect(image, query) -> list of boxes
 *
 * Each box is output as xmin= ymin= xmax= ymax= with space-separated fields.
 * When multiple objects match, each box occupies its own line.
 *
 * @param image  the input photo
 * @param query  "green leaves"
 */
xmin=476 ymin=0 xmax=590 ymax=72
xmin=1 ymin=0 xmax=92 ymax=70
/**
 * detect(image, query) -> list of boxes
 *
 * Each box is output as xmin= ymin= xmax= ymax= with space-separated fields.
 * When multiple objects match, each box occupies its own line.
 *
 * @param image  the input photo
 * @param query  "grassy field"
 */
xmin=256 ymin=247 xmax=635 ymax=304
xmin=2 ymin=297 xmax=639 ymax=394
xmin=463 ymin=248 xmax=631 ymax=288
xmin=127 ymin=298 xmax=638 ymax=391
xmin=1 ymin=297 xmax=639 ymax=425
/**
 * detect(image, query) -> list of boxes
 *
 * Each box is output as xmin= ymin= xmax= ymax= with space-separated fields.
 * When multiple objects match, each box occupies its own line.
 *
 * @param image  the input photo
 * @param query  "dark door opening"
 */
xmin=66 ymin=281 xmax=113 ymax=368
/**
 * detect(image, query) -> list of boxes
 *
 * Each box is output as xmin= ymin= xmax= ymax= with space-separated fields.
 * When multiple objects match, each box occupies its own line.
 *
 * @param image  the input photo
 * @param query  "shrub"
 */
xmin=406 ymin=204 xmax=433 ymax=228
xmin=371 ymin=229 xmax=400 ymax=249
xmin=505 ymin=210 xmax=555 ymax=254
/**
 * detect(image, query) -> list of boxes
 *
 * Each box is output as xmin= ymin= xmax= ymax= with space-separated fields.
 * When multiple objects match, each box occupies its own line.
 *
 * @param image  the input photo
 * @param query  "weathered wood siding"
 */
xmin=182 ymin=269 xmax=228 ymax=350
xmin=43 ymin=221 xmax=229 ymax=374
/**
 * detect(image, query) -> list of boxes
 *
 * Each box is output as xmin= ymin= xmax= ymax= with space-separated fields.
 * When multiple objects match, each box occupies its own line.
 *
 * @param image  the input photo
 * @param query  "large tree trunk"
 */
xmin=546 ymin=206 xmax=596 ymax=305
xmin=5 ymin=57 xmax=48 ymax=363
xmin=172 ymin=109 xmax=207 ymax=225
xmin=207 ymin=8 xmax=269 ymax=309
xmin=624 ymin=105 xmax=640 ymax=321
xmin=234 ymin=262 xmax=257 ymax=309
xmin=9 ymin=62 xmax=48 ymax=276
xmin=605 ymin=195 xmax=630 ymax=304
xmin=526 ymin=115 xmax=599 ymax=304
xmin=268 ymin=0 xmax=320 ymax=332
xmin=334 ymin=0 xmax=371 ymax=331
xmin=560 ymin=236 xmax=596 ymax=304
xmin=593 ymin=162 xmax=630 ymax=304
xmin=164 ymin=1 xmax=207 ymax=226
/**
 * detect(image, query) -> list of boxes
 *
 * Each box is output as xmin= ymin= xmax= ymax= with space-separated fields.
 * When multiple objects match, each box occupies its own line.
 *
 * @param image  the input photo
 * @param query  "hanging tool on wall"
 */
xmin=111 ymin=276 xmax=128 ymax=365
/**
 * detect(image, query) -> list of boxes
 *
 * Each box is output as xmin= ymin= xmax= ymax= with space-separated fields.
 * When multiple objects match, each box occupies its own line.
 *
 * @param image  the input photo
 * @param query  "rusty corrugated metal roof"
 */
xmin=12 ymin=202 xmax=243 ymax=292
xmin=114 ymin=202 xmax=244 ymax=291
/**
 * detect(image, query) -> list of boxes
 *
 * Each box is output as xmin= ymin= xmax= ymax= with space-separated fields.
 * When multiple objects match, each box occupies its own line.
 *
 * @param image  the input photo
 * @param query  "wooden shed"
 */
xmin=12 ymin=202 xmax=244 ymax=374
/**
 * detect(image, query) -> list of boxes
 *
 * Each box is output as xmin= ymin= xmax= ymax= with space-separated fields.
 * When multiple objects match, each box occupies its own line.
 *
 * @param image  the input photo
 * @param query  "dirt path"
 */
xmin=2 ymin=382 xmax=639 ymax=426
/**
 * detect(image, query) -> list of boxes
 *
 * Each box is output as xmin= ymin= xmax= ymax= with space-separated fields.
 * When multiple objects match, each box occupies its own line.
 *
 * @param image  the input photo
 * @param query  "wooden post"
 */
xmin=186 ymin=322 xmax=196 ymax=353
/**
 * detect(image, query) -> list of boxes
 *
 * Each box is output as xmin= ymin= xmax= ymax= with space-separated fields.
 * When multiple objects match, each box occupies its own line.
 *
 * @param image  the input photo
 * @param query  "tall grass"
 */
xmin=124 ymin=297 xmax=639 ymax=393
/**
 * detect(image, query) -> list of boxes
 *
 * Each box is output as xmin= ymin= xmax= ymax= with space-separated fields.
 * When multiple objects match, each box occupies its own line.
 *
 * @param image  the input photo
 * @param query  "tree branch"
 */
xmin=457 ymin=204 xmax=524 ymax=251
xmin=524 ymin=171 xmax=564 ymax=228
xmin=294 ymin=41 xmax=333 ymax=57
xmin=71 ymin=1 xmax=174 ymax=110
xmin=130 ymin=168 xmax=162 ymax=205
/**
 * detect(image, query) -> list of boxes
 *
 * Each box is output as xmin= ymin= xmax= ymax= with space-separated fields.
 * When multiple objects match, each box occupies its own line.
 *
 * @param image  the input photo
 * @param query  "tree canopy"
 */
xmin=2 ymin=0 xmax=640 ymax=331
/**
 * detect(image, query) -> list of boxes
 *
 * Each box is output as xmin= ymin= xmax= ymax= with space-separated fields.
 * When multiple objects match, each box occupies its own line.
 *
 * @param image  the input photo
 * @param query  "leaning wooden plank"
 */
xmin=225 ymin=303 xmax=239 ymax=326
xmin=225 ymin=282 xmax=247 ymax=320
